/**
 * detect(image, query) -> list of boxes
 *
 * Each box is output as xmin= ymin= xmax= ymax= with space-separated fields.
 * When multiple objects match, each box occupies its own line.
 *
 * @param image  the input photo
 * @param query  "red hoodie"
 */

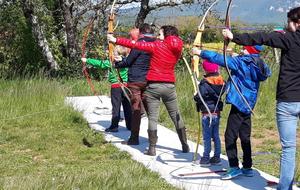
xmin=116 ymin=36 xmax=183 ymax=83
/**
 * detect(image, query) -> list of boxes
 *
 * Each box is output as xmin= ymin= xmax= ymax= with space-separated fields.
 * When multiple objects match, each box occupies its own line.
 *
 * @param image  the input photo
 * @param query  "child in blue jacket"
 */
xmin=193 ymin=45 xmax=271 ymax=180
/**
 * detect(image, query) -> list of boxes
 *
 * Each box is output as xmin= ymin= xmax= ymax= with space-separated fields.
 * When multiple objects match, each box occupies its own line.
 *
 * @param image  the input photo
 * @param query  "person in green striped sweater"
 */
xmin=81 ymin=45 xmax=132 ymax=132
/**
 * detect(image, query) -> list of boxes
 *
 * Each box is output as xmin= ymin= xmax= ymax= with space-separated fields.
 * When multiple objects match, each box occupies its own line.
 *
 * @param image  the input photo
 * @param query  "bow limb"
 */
xmin=192 ymin=0 xmax=219 ymax=78
xmin=188 ymin=1 xmax=220 ymax=162
xmin=81 ymin=17 xmax=103 ymax=103
xmin=81 ymin=17 xmax=96 ymax=95
xmin=198 ymin=0 xmax=220 ymax=30
xmin=223 ymin=0 xmax=254 ymax=115
xmin=183 ymin=57 xmax=201 ymax=162
xmin=192 ymin=24 xmax=204 ymax=78
xmin=192 ymin=4 xmax=215 ymax=124
xmin=192 ymin=0 xmax=220 ymax=118
xmin=192 ymin=0 xmax=220 ymax=73
xmin=108 ymin=7 xmax=115 ymax=66
xmin=192 ymin=24 xmax=212 ymax=123
xmin=184 ymin=55 xmax=213 ymax=162
xmin=183 ymin=57 xmax=196 ymax=92
xmin=107 ymin=0 xmax=132 ymax=103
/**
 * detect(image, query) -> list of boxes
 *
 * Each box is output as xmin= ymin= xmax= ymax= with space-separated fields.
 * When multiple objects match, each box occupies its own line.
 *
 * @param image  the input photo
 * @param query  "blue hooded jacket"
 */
xmin=200 ymin=50 xmax=271 ymax=114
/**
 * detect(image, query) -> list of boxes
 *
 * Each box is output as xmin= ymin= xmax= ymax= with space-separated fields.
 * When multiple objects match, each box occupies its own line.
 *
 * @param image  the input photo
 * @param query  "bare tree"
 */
xmin=59 ymin=0 xmax=78 ymax=63
xmin=22 ymin=0 xmax=220 ymax=72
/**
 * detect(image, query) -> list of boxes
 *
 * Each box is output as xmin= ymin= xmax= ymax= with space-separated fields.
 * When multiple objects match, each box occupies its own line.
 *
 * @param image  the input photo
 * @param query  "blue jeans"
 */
xmin=276 ymin=102 xmax=300 ymax=190
xmin=202 ymin=115 xmax=221 ymax=158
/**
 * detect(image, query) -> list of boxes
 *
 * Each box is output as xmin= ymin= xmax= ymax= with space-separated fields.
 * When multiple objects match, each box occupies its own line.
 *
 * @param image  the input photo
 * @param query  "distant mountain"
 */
xmin=119 ymin=0 xmax=300 ymax=25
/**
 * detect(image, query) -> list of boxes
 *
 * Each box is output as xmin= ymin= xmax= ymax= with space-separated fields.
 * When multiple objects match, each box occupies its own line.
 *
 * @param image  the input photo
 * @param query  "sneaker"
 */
xmin=209 ymin=156 xmax=222 ymax=165
xmin=105 ymin=127 xmax=118 ymax=132
xmin=221 ymin=167 xmax=242 ymax=180
xmin=241 ymin=168 xmax=254 ymax=177
xmin=200 ymin=157 xmax=211 ymax=167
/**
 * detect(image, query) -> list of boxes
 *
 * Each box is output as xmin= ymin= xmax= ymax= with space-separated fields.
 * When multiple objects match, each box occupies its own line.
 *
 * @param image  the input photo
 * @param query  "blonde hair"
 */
xmin=114 ymin=45 xmax=129 ymax=57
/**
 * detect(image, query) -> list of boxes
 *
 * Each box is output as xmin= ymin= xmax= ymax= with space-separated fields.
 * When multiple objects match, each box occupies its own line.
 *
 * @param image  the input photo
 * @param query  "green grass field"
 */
xmin=0 ymin=78 xmax=178 ymax=190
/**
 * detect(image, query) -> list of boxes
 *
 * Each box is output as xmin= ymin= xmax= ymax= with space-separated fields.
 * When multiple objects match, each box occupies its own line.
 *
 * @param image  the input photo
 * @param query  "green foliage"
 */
xmin=0 ymin=2 xmax=45 ymax=77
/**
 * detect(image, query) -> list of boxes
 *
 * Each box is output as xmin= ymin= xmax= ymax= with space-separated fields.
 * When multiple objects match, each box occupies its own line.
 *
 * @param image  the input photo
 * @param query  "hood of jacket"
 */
xmin=240 ymin=55 xmax=271 ymax=82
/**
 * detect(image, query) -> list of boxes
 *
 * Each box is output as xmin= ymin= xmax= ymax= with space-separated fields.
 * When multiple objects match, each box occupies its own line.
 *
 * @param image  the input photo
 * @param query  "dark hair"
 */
xmin=139 ymin=23 xmax=153 ymax=34
xmin=160 ymin=25 xmax=179 ymax=37
xmin=287 ymin=7 xmax=300 ymax=22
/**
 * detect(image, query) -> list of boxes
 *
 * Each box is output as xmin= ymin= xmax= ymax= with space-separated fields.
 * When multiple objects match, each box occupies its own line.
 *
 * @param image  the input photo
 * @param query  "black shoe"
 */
xmin=105 ymin=127 xmax=118 ymax=132
xmin=209 ymin=156 xmax=222 ymax=165
xmin=121 ymin=138 xmax=139 ymax=145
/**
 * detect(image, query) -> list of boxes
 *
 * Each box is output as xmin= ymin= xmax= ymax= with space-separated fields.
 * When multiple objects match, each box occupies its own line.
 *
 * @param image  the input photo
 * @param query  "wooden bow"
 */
xmin=108 ymin=0 xmax=116 ymax=68
xmin=191 ymin=0 xmax=220 ymax=118
xmin=223 ymin=0 xmax=254 ymax=115
xmin=81 ymin=17 xmax=102 ymax=103
xmin=107 ymin=0 xmax=131 ymax=102
xmin=192 ymin=0 xmax=219 ymax=77
xmin=185 ymin=0 xmax=219 ymax=162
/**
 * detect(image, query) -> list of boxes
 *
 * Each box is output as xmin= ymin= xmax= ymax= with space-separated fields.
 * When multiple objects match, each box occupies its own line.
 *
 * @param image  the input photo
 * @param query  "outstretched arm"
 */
xmin=114 ymin=49 xmax=140 ymax=68
xmin=192 ymin=48 xmax=239 ymax=71
xmin=107 ymin=34 xmax=155 ymax=53
xmin=84 ymin=58 xmax=111 ymax=69
xmin=222 ymin=29 xmax=292 ymax=50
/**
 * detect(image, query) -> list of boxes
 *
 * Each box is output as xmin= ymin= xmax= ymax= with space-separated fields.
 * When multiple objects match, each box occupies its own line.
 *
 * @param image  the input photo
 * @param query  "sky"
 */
xmin=118 ymin=0 xmax=300 ymax=24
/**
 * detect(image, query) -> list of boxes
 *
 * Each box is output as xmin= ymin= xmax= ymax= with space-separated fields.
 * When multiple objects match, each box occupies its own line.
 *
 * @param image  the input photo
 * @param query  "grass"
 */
xmin=0 ymin=78 xmax=178 ymax=190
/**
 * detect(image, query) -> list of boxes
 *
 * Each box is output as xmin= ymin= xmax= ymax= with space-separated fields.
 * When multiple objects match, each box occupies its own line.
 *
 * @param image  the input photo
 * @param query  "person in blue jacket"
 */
xmin=193 ymin=45 xmax=271 ymax=180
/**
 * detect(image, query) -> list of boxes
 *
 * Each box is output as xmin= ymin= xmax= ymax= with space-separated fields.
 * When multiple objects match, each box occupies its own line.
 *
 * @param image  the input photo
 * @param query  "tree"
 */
xmin=22 ymin=0 xmax=59 ymax=71
xmin=0 ymin=0 xmax=222 ymax=77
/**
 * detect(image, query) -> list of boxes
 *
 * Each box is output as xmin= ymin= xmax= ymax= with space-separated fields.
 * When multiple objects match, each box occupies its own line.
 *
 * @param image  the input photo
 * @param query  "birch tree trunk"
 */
xmin=22 ymin=0 xmax=59 ymax=71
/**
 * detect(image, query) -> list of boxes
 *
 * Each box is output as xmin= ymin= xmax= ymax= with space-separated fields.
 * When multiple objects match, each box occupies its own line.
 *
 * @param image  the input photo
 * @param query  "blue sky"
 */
xmin=119 ymin=0 xmax=300 ymax=24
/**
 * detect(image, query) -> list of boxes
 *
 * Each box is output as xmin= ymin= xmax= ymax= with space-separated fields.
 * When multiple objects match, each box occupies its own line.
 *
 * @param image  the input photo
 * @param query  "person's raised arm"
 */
xmin=222 ymin=29 xmax=292 ymax=51
xmin=82 ymin=58 xmax=111 ymax=69
xmin=107 ymin=34 xmax=155 ymax=53
xmin=192 ymin=48 xmax=239 ymax=71
xmin=114 ymin=49 xmax=140 ymax=68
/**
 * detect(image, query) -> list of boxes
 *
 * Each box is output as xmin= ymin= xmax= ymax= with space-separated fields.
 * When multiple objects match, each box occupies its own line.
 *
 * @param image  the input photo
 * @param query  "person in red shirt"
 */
xmin=107 ymin=25 xmax=189 ymax=156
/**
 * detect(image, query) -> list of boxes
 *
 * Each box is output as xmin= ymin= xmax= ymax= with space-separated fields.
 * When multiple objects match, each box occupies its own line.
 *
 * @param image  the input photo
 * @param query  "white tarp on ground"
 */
xmin=66 ymin=96 xmax=299 ymax=190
